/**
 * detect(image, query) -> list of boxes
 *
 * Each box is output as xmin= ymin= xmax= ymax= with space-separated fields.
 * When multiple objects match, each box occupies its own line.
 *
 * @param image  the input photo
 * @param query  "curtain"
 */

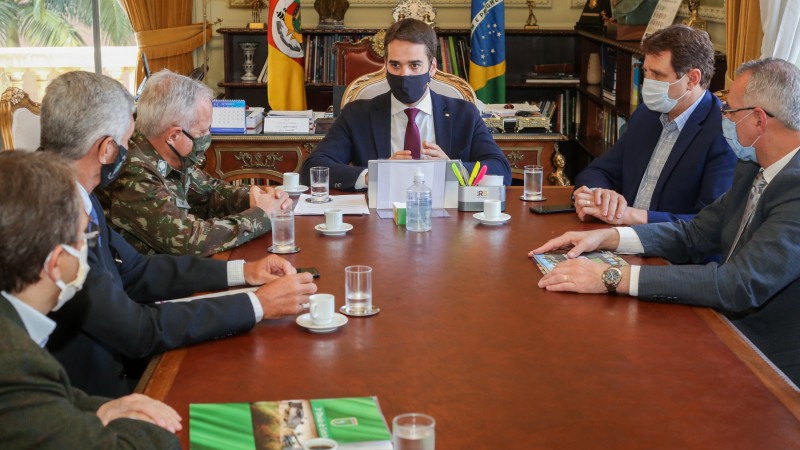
xmin=120 ymin=0 xmax=212 ymax=84
xmin=725 ymin=0 xmax=762 ymax=86
xmin=760 ymin=0 xmax=800 ymax=63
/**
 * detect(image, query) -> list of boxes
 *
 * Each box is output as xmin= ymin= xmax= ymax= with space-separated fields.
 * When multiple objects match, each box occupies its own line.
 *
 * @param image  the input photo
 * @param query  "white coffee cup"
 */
xmin=303 ymin=438 xmax=339 ymax=450
xmin=309 ymin=293 xmax=335 ymax=326
xmin=283 ymin=172 xmax=299 ymax=190
xmin=478 ymin=175 xmax=504 ymax=187
xmin=483 ymin=199 xmax=501 ymax=220
xmin=324 ymin=208 xmax=343 ymax=230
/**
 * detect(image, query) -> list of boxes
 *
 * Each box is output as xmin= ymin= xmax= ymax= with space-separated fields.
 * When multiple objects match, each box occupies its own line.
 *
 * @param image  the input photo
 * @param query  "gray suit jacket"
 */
xmin=0 ymin=295 xmax=179 ymax=449
xmin=633 ymin=154 xmax=800 ymax=385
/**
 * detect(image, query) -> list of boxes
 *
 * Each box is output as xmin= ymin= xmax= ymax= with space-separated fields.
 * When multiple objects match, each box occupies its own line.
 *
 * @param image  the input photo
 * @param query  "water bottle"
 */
xmin=406 ymin=169 xmax=432 ymax=232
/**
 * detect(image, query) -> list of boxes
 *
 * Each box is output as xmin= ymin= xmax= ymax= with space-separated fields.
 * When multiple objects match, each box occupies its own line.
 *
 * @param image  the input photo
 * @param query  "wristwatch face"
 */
xmin=602 ymin=266 xmax=622 ymax=292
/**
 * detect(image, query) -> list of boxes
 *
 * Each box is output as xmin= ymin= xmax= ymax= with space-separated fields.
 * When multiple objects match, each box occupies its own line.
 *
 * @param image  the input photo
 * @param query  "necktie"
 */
xmin=725 ymin=170 xmax=767 ymax=262
xmin=404 ymin=108 xmax=421 ymax=160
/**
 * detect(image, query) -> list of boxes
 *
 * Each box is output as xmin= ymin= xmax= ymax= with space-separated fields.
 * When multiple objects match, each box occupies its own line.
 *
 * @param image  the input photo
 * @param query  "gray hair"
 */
xmin=136 ymin=69 xmax=214 ymax=138
xmin=736 ymin=58 xmax=800 ymax=131
xmin=0 ymin=151 xmax=81 ymax=292
xmin=39 ymin=71 xmax=134 ymax=160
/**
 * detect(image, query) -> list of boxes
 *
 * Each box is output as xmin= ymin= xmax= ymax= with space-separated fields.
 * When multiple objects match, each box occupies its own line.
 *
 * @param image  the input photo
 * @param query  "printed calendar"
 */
xmin=211 ymin=99 xmax=246 ymax=134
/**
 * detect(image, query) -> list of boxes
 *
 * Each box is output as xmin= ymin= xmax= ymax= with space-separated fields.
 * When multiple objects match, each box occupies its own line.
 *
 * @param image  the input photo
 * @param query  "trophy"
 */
xmin=525 ymin=0 xmax=539 ymax=30
xmin=684 ymin=0 xmax=707 ymax=31
xmin=239 ymin=42 xmax=259 ymax=82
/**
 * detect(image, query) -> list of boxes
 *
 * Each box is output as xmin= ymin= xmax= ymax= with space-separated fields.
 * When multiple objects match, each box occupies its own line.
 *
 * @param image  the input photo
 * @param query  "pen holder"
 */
xmin=458 ymin=186 xmax=505 ymax=212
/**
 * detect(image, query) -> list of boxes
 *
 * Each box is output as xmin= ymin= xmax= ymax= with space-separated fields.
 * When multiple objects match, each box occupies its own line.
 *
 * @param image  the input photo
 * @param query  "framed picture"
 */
xmin=230 ymin=0 xmax=252 ymax=8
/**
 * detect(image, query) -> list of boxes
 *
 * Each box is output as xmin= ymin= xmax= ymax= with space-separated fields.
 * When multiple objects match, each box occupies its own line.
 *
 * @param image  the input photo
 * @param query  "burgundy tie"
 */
xmin=404 ymin=108 xmax=421 ymax=160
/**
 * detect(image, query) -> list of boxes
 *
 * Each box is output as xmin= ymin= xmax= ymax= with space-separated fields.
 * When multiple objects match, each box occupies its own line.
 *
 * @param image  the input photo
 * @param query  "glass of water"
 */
xmin=392 ymin=413 xmax=435 ymax=450
xmin=270 ymin=209 xmax=295 ymax=253
xmin=524 ymin=165 xmax=543 ymax=200
xmin=310 ymin=166 xmax=330 ymax=203
xmin=344 ymin=265 xmax=372 ymax=314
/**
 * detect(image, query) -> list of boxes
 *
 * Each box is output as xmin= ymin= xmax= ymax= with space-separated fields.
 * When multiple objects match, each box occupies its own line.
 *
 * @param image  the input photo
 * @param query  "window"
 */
xmin=0 ymin=0 xmax=137 ymax=101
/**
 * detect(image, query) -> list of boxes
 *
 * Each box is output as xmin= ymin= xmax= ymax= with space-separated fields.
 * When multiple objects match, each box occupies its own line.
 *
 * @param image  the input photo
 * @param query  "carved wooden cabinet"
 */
xmin=204 ymin=133 xmax=571 ymax=186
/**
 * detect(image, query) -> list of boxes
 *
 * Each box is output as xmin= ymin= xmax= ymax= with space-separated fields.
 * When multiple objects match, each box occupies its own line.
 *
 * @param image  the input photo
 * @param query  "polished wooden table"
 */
xmin=138 ymin=187 xmax=800 ymax=449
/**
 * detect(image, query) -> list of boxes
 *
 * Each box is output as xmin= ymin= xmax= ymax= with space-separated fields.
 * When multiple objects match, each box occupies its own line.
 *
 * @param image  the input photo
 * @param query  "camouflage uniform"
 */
xmin=97 ymin=133 xmax=270 ymax=256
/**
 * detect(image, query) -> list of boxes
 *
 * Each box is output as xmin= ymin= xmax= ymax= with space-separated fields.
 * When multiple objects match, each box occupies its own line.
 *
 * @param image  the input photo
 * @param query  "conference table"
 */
xmin=137 ymin=187 xmax=800 ymax=449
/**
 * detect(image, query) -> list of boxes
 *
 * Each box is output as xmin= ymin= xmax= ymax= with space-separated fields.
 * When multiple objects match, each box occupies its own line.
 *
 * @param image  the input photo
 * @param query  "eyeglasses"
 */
xmin=721 ymin=103 xmax=775 ymax=118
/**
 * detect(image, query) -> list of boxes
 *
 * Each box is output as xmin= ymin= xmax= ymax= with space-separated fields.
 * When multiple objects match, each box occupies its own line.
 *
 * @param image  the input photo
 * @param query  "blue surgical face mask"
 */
xmin=722 ymin=111 xmax=759 ymax=162
xmin=642 ymin=74 xmax=688 ymax=114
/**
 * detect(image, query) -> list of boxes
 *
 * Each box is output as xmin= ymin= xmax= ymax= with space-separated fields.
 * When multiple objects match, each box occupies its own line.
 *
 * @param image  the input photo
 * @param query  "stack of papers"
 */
xmin=264 ymin=110 xmax=314 ymax=134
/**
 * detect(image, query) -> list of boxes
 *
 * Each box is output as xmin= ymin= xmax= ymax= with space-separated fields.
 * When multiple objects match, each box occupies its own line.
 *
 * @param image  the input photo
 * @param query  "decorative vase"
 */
xmin=586 ymin=52 xmax=601 ymax=85
xmin=239 ymin=42 xmax=259 ymax=82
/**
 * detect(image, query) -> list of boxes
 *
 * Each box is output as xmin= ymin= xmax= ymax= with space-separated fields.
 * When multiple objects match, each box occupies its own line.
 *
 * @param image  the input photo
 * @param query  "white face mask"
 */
xmin=44 ymin=242 xmax=90 ymax=311
xmin=642 ymin=74 xmax=689 ymax=113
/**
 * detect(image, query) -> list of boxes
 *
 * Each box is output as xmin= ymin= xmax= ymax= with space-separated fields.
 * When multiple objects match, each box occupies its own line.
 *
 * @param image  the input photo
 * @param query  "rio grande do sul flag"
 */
xmin=267 ymin=0 xmax=307 ymax=110
xmin=468 ymin=0 xmax=506 ymax=103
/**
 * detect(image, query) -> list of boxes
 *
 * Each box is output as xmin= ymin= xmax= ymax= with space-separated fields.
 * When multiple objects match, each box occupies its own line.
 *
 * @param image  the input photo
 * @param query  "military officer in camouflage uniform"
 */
xmin=98 ymin=69 xmax=291 ymax=256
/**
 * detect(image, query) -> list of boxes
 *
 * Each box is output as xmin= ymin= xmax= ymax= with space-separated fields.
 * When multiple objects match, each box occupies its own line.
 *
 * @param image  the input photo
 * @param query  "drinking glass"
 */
xmin=524 ymin=165 xmax=543 ymax=200
xmin=392 ymin=413 xmax=435 ymax=450
xmin=270 ymin=209 xmax=295 ymax=252
xmin=310 ymin=166 xmax=330 ymax=203
xmin=344 ymin=265 xmax=372 ymax=314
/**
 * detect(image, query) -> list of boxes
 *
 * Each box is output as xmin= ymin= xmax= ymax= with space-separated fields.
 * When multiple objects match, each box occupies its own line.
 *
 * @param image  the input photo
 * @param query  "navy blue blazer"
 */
xmin=301 ymin=91 xmax=512 ymax=190
xmin=47 ymin=195 xmax=256 ymax=397
xmin=574 ymin=90 xmax=737 ymax=223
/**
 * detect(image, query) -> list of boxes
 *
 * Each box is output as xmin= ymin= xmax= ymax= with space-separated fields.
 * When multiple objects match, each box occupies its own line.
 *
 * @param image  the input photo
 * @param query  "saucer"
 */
xmin=267 ymin=245 xmax=300 ymax=254
xmin=473 ymin=212 xmax=511 ymax=226
xmin=278 ymin=185 xmax=308 ymax=196
xmin=296 ymin=312 xmax=348 ymax=333
xmin=315 ymin=223 xmax=353 ymax=236
xmin=519 ymin=195 xmax=547 ymax=202
xmin=339 ymin=305 xmax=380 ymax=317
xmin=305 ymin=196 xmax=333 ymax=204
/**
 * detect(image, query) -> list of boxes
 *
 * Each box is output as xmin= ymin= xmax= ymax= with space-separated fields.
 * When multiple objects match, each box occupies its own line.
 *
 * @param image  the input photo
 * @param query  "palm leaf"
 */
xmin=19 ymin=6 xmax=84 ymax=47
xmin=0 ymin=0 xmax=21 ymax=46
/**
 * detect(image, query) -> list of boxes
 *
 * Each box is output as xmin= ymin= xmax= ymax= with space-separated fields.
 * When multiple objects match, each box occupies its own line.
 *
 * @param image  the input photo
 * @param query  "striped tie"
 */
xmin=725 ymin=170 xmax=767 ymax=262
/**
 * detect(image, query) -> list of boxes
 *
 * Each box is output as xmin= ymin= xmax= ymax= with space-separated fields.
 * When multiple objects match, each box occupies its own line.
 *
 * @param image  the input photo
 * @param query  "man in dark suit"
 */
xmin=0 ymin=151 xmax=180 ymax=448
xmin=573 ymin=25 xmax=736 ymax=225
xmin=531 ymin=58 xmax=800 ymax=385
xmin=39 ymin=71 xmax=317 ymax=397
xmin=301 ymin=18 xmax=512 ymax=190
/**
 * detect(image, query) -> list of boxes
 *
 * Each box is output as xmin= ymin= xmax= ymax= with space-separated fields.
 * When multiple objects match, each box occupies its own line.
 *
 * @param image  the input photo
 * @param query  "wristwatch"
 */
xmin=601 ymin=265 xmax=623 ymax=294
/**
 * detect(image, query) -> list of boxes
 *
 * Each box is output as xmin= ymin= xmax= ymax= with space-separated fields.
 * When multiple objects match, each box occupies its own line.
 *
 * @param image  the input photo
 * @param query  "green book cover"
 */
xmin=189 ymin=396 xmax=392 ymax=450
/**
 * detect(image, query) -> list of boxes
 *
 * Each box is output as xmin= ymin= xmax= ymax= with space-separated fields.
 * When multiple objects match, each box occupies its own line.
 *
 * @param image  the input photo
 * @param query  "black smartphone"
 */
xmin=530 ymin=204 xmax=576 ymax=214
xmin=297 ymin=267 xmax=321 ymax=278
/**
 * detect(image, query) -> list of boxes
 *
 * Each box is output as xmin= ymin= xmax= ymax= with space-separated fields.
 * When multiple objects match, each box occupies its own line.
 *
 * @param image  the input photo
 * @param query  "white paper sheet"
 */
xmin=293 ymin=194 xmax=370 ymax=215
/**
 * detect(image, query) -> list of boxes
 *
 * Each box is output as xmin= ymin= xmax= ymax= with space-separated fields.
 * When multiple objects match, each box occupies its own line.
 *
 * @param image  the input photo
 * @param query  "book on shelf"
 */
xmin=189 ymin=396 xmax=392 ymax=450
xmin=525 ymin=74 xmax=580 ymax=85
xmin=257 ymin=59 xmax=268 ymax=84
xmin=601 ymin=45 xmax=617 ymax=101
xmin=630 ymin=55 xmax=643 ymax=108
xmin=532 ymin=251 xmax=628 ymax=275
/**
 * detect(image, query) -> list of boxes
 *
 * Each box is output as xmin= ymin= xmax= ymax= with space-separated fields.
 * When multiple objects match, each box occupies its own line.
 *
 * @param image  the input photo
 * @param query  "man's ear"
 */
xmin=97 ymin=136 xmax=117 ymax=165
xmin=429 ymin=57 xmax=438 ymax=76
xmin=42 ymin=246 xmax=64 ymax=283
xmin=687 ymin=68 xmax=702 ymax=89
xmin=165 ymin=125 xmax=183 ymax=146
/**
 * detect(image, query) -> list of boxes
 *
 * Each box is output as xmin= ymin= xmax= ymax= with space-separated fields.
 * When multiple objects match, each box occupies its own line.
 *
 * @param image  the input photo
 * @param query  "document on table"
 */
xmin=293 ymin=194 xmax=370 ymax=215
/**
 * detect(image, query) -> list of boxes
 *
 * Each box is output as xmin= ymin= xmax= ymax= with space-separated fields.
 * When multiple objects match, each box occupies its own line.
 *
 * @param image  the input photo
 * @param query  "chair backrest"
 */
xmin=332 ymin=36 xmax=385 ymax=86
xmin=340 ymin=68 xmax=477 ymax=109
xmin=0 ymin=87 xmax=41 ymax=152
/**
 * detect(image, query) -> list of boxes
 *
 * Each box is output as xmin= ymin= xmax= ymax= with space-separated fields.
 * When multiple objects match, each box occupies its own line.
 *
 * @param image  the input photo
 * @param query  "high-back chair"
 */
xmin=332 ymin=35 xmax=386 ymax=87
xmin=0 ymin=87 xmax=41 ymax=151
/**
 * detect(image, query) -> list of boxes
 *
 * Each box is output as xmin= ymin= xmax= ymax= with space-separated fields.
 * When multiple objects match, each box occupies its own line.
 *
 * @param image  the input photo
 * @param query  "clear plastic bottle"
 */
xmin=406 ymin=169 xmax=432 ymax=232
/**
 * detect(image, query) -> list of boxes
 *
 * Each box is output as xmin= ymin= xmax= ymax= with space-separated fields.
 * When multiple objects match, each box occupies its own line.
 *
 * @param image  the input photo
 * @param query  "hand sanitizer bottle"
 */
xmin=406 ymin=169 xmax=432 ymax=232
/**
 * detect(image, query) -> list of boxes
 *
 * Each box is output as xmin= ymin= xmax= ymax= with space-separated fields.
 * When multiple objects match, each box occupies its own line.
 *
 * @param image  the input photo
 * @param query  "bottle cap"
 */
xmin=414 ymin=169 xmax=424 ymax=183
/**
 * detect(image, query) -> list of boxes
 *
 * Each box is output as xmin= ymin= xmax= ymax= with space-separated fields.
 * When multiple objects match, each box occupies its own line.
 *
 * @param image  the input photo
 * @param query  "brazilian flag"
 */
xmin=469 ymin=0 xmax=505 ymax=103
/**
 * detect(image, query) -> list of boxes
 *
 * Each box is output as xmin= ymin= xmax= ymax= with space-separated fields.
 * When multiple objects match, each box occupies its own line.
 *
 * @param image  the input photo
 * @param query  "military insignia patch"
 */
xmin=157 ymin=160 xmax=168 ymax=177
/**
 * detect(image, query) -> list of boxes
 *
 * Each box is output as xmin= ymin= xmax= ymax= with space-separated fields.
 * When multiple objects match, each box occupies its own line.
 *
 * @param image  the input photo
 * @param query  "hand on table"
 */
xmin=255 ymin=273 xmax=318 ymax=319
xmin=528 ymin=228 xmax=620 ymax=259
xmin=573 ymin=186 xmax=647 ymax=225
xmin=537 ymin=258 xmax=611 ymax=293
xmin=96 ymin=393 xmax=182 ymax=433
xmin=250 ymin=186 xmax=292 ymax=215
xmin=388 ymin=141 xmax=448 ymax=160
xmin=244 ymin=254 xmax=297 ymax=285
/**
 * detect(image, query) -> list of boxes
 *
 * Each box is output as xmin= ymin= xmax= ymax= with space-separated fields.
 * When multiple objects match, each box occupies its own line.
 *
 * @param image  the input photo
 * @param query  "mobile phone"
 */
xmin=530 ymin=204 xmax=576 ymax=214
xmin=297 ymin=267 xmax=321 ymax=278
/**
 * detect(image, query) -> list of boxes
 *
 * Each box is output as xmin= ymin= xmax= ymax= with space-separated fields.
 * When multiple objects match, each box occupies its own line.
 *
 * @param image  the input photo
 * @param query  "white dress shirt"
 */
xmin=2 ymin=292 xmax=56 ymax=347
